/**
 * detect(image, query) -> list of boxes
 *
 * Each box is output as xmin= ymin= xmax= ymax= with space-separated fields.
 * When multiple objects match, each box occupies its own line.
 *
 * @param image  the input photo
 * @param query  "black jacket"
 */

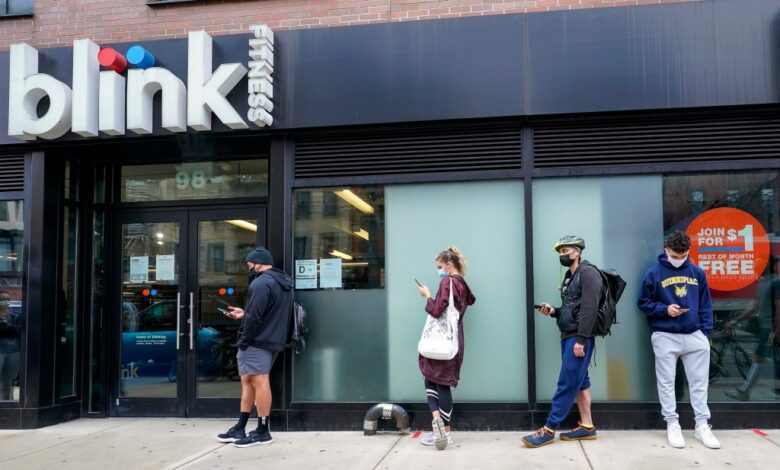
xmin=552 ymin=260 xmax=602 ymax=344
xmin=238 ymin=268 xmax=294 ymax=352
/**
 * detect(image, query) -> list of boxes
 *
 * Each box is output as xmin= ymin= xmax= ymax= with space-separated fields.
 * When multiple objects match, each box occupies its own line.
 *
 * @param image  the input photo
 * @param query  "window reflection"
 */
xmin=121 ymin=160 xmax=269 ymax=202
xmin=294 ymin=187 xmax=385 ymax=290
xmin=665 ymin=172 xmax=780 ymax=402
xmin=0 ymin=200 xmax=23 ymax=402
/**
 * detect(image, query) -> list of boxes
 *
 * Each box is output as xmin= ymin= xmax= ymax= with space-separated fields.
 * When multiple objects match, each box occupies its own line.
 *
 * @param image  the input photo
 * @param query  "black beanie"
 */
xmin=246 ymin=246 xmax=274 ymax=265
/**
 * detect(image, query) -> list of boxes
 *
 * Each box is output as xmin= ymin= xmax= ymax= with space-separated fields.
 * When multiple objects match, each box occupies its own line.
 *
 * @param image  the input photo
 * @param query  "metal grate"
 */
xmin=0 ymin=155 xmax=25 ymax=192
xmin=534 ymin=114 xmax=780 ymax=168
xmin=295 ymin=126 xmax=522 ymax=178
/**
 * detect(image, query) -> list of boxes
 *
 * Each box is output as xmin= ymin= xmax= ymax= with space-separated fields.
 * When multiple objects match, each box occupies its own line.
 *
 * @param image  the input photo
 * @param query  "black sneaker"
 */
xmin=234 ymin=429 xmax=273 ymax=447
xmin=217 ymin=426 xmax=246 ymax=443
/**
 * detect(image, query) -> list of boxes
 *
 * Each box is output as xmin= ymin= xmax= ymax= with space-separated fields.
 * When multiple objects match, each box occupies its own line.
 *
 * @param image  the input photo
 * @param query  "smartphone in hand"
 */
xmin=217 ymin=307 xmax=231 ymax=316
xmin=533 ymin=304 xmax=543 ymax=309
xmin=414 ymin=279 xmax=423 ymax=287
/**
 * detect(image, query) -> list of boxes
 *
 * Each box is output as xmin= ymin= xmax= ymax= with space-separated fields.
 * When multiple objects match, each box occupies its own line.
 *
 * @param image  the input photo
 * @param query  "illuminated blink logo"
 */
xmin=7 ymin=25 xmax=274 ymax=140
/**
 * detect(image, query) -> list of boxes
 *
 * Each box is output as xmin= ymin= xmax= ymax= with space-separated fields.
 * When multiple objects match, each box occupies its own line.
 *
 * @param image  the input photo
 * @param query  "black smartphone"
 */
xmin=414 ymin=279 xmax=423 ymax=287
xmin=533 ymin=304 xmax=543 ymax=309
xmin=217 ymin=307 xmax=231 ymax=315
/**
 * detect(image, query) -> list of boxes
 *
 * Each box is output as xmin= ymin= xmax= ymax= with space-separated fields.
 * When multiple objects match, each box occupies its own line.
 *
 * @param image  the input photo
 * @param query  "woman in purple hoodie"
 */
xmin=416 ymin=246 xmax=476 ymax=451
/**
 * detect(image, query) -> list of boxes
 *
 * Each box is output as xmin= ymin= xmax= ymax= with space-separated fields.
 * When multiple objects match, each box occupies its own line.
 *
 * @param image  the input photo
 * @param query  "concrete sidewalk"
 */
xmin=0 ymin=419 xmax=778 ymax=470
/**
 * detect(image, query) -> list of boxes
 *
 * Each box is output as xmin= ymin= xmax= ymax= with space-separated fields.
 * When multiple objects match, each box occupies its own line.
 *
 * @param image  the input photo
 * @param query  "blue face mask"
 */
xmin=437 ymin=268 xmax=447 ymax=279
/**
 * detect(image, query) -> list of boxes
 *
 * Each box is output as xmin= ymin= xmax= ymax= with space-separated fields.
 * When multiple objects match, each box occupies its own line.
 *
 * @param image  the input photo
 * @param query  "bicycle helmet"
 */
xmin=552 ymin=235 xmax=585 ymax=253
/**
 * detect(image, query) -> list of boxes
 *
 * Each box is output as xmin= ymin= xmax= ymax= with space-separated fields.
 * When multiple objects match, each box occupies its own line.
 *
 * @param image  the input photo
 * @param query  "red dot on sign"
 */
xmin=98 ymin=47 xmax=128 ymax=73
xmin=218 ymin=288 xmax=227 ymax=296
xmin=142 ymin=289 xmax=150 ymax=296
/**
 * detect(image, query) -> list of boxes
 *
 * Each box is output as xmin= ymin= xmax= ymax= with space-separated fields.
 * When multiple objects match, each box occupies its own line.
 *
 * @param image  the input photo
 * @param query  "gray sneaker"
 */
xmin=432 ymin=418 xmax=448 ymax=450
xmin=420 ymin=432 xmax=453 ymax=447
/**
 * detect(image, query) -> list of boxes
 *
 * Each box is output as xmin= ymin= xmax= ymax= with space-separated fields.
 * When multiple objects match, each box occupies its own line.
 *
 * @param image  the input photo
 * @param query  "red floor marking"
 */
xmin=412 ymin=431 xmax=421 ymax=439
xmin=752 ymin=429 xmax=769 ymax=437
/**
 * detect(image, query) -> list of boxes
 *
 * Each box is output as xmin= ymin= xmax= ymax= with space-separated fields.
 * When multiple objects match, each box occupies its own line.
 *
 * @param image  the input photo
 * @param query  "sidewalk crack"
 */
xmin=372 ymin=434 xmax=405 ymax=470
xmin=165 ymin=443 xmax=226 ymax=470
xmin=578 ymin=440 xmax=596 ymax=470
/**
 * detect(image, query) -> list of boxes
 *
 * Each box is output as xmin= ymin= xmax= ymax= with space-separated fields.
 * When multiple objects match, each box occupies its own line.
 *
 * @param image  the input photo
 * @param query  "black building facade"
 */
xmin=1 ymin=0 xmax=780 ymax=430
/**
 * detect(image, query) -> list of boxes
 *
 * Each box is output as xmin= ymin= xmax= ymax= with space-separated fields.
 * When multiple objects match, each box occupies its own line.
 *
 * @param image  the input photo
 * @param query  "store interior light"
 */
xmin=156 ymin=241 xmax=164 ymax=246
xmin=329 ymin=250 xmax=353 ymax=260
xmin=333 ymin=189 xmax=374 ymax=214
xmin=156 ymin=232 xmax=164 ymax=239
xmin=342 ymin=262 xmax=369 ymax=267
xmin=353 ymin=228 xmax=369 ymax=240
xmin=226 ymin=219 xmax=258 ymax=232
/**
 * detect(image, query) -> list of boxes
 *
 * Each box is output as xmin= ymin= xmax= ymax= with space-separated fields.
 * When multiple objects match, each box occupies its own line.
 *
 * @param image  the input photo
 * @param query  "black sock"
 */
xmin=236 ymin=412 xmax=250 ymax=429
xmin=257 ymin=416 xmax=269 ymax=431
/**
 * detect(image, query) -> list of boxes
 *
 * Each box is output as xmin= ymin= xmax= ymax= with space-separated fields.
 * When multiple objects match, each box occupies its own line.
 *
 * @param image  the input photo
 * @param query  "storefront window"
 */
xmin=120 ymin=160 xmax=268 ymax=202
xmin=534 ymin=171 xmax=780 ymax=404
xmin=88 ymin=211 xmax=105 ymax=412
xmin=533 ymin=176 xmax=662 ymax=402
xmin=0 ymin=200 xmax=24 ymax=402
xmin=292 ymin=187 xmax=386 ymax=401
xmin=665 ymin=171 xmax=780 ymax=403
xmin=58 ymin=205 xmax=78 ymax=398
xmin=293 ymin=181 xmax=527 ymax=402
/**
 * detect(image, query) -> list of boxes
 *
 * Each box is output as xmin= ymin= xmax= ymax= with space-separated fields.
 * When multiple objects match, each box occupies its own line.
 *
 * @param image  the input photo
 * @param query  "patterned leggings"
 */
xmin=425 ymin=379 xmax=453 ymax=426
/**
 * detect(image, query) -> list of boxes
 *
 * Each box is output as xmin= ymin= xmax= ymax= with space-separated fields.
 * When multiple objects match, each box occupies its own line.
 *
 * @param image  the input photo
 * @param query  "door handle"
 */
xmin=176 ymin=292 xmax=181 ymax=350
xmin=189 ymin=292 xmax=195 ymax=350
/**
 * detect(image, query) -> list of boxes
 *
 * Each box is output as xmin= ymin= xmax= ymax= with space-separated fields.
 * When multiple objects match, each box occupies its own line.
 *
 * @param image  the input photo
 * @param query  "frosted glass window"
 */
xmin=386 ymin=180 xmax=527 ymax=401
xmin=292 ymin=180 xmax=527 ymax=402
xmin=533 ymin=176 xmax=663 ymax=402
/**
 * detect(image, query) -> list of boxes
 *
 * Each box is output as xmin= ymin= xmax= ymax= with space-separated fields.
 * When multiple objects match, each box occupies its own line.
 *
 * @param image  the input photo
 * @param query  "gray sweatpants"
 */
xmin=651 ymin=330 xmax=711 ymax=427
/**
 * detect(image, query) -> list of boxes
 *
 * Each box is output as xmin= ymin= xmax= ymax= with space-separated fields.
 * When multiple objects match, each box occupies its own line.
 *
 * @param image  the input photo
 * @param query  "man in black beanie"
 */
xmin=216 ymin=246 xmax=294 ymax=447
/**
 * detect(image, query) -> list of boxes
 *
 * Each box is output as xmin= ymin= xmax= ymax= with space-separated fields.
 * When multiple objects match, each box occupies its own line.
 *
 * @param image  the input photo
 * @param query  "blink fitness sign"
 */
xmin=7 ymin=25 xmax=274 ymax=140
xmin=687 ymin=207 xmax=770 ymax=291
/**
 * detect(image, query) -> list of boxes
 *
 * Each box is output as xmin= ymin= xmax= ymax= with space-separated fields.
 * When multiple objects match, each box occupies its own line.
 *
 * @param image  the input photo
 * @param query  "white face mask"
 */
xmin=666 ymin=251 xmax=687 ymax=268
xmin=437 ymin=268 xmax=447 ymax=279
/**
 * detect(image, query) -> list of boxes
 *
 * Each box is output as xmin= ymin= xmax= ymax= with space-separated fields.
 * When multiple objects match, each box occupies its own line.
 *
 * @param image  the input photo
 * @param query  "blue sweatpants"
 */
xmin=545 ymin=336 xmax=595 ymax=430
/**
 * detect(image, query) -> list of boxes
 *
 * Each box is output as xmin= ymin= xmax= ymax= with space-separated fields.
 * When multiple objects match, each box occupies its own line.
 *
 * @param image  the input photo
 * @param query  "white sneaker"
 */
xmin=419 ymin=432 xmax=453 ymax=447
xmin=667 ymin=422 xmax=686 ymax=448
xmin=694 ymin=423 xmax=721 ymax=449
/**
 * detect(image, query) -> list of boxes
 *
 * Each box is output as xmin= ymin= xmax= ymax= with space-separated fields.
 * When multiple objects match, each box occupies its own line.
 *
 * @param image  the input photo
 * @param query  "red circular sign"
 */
xmin=686 ymin=208 xmax=770 ymax=291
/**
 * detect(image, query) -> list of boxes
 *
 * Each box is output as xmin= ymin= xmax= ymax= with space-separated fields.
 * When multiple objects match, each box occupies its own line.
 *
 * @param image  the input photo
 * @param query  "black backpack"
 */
xmin=590 ymin=264 xmax=627 ymax=337
xmin=286 ymin=300 xmax=309 ymax=354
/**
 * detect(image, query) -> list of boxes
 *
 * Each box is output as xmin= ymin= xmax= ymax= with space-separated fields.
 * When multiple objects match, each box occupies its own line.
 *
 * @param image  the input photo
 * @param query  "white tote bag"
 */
xmin=417 ymin=279 xmax=460 ymax=360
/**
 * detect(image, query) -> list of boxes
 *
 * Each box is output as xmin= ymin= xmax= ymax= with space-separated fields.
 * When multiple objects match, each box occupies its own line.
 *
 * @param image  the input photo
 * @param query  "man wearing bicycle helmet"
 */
xmin=522 ymin=235 xmax=601 ymax=448
xmin=638 ymin=231 xmax=720 ymax=450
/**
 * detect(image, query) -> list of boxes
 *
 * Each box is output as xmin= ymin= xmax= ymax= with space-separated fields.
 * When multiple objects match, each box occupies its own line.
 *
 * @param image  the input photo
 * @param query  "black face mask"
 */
xmin=247 ymin=268 xmax=259 ymax=284
xmin=559 ymin=254 xmax=576 ymax=267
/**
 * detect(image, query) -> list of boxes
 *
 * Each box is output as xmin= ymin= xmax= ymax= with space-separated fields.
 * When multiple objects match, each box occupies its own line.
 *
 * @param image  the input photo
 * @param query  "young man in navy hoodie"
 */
xmin=638 ymin=231 xmax=721 ymax=450
xmin=216 ymin=246 xmax=294 ymax=448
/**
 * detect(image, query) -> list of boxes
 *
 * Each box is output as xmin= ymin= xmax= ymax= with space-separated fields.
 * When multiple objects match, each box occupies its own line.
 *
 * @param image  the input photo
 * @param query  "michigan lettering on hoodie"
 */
xmin=637 ymin=253 xmax=713 ymax=336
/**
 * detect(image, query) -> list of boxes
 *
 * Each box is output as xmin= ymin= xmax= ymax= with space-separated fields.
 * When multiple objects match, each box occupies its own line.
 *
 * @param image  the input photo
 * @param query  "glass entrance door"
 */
xmin=113 ymin=208 xmax=265 ymax=417
xmin=185 ymin=209 xmax=266 ymax=415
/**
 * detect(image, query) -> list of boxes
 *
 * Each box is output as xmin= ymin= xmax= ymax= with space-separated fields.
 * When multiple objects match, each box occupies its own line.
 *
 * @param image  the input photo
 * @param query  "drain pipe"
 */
xmin=363 ymin=403 xmax=410 ymax=436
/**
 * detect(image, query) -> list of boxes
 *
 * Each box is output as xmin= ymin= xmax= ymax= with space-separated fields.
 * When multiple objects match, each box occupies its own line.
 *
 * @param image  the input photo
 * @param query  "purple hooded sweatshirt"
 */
xmin=418 ymin=274 xmax=477 ymax=387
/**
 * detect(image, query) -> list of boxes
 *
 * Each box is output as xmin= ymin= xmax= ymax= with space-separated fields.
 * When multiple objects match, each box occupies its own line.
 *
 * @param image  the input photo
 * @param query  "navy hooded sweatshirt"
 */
xmin=238 ymin=268 xmax=295 ymax=352
xmin=637 ymin=253 xmax=713 ymax=336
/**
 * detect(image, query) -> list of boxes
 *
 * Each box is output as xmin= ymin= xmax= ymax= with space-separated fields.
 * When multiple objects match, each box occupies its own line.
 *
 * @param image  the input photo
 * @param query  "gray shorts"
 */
xmin=237 ymin=346 xmax=277 ymax=376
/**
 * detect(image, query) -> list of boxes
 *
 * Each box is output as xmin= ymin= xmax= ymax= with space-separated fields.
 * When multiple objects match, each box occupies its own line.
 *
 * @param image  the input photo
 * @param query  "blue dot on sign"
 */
xmin=150 ymin=289 xmax=158 ymax=296
xmin=227 ymin=288 xmax=234 ymax=295
xmin=126 ymin=45 xmax=156 ymax=69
